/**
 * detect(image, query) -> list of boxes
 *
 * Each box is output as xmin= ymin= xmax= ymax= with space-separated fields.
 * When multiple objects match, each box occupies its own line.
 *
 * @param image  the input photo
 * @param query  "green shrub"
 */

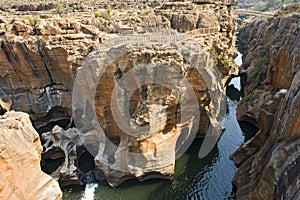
xmin=53 ymin=1 xmax=60 ymax=8
xmin=143 ymin=8 xmax=154 ymax=15
xmin=94 ymin=10 xmax=101 ymax=17
xmin=101 ymin=11 xmax=111 ymax=20
xmin=75 ymin=5 xmax=84 ymax=10
xmin=252 ymin=54 xmax=266 ymax=78
xmin=267 ymin=22 xmax=274 ymax=29
xmin=54 ymin=1 xmax=63 ymax=14
xmin=26 ymin=16 xmax=36 ymax=26
xmin=221 ymin=57 xmax=235 ymax=70
xmin=94 ymin=9 xmax=111 ymax=20
xmin=254 ymin=55 xmax=266 ymax=69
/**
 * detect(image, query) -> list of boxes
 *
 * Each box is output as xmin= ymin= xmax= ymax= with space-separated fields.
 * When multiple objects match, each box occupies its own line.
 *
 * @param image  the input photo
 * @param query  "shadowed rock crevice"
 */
xmin=31 ymin=106 xmax=73 ymax=134
xmin=76 ymin=146 xmax=96 ymax=173
xmin=42 ymin=153 xmax=65 ymax=175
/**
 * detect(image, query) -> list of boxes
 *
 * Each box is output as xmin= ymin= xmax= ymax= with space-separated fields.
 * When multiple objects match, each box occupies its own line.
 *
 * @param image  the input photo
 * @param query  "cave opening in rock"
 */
xmin=238 ymin=121 xmax=259 ymax=142
xmin=41 ymin=148 xmax=65 ymax=175
xmin=31 ymin=106 xmax=73 ymax=134
xmin=36 ymin=119 xmax=72 ymax=135
xmin=0 ymin=106 xmax=8 ymax=116
xmin=76 ymin=146 xmax=96 ymax=173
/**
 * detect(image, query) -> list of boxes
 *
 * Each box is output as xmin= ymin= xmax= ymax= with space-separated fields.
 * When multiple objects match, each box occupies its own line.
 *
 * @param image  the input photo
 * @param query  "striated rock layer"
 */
xmin=0 ymin=111 xmax=62 ymax=200
xmin=232 ymin=9 xmax=300 ymax=200
xmin=0 ymin=0 xmax=237 ymax=187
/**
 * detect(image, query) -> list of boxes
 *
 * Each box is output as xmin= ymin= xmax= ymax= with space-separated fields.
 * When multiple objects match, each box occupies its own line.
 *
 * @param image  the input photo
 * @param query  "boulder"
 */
xmin=0 ymin=111 xmax=62 ymax=200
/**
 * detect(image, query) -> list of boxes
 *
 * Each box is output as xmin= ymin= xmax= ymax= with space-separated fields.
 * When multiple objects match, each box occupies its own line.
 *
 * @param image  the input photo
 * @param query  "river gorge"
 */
xmin=0 ymin=0 xmax=299 ymax=200
xmin=62 ymin=53 xmax=259 ymax=200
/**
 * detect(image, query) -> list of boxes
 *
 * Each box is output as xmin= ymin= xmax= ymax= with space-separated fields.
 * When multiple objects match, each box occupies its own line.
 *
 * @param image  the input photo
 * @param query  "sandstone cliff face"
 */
xmin=0 ymin=111 xmax=62 ymax=200
xmin=232 ymin=10 xmax=300 ymax=199
xmin=0 ymin=1 xmax=237 ymax=187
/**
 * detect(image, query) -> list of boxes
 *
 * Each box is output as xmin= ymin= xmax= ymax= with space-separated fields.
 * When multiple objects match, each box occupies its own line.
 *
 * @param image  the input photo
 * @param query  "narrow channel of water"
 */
xmin=63 ymin=52 xmax=258 ymax=200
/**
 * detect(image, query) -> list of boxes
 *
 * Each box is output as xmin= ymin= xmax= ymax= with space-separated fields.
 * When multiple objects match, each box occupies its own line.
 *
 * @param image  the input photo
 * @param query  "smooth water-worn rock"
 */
xmin=0 ymin=111 xmax=62 ymax=200
xmin=42 ymin=125 xmax=84 ymax=186
xmin=0 ymin=0 xmax=237 ymax=187
xmin=232 ymin=9 xmax=300 ymax=199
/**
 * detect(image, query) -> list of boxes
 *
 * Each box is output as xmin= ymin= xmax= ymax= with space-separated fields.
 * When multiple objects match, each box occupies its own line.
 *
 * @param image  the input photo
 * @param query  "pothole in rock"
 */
xmin=41 ymin=148 xmax=65 ymax=175
xmin=76 ymin=146 xmax=99 ymax=185
xmin=76 ymin=146 xmax=96 ymax=173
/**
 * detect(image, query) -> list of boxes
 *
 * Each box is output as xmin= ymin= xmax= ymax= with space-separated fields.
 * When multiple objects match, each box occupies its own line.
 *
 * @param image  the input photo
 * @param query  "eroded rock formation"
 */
xmin=232 ymin=9 xmax=300 ymax=199
xmin=0 ymin=111 xmax=62 ymax=200
xmin=42 ymin=125 xmax=83 ymax=186
xmin=73 ymin=41 xmax=209 ymax=186
xmin=0 ymin=0 xmax=237 ymax=187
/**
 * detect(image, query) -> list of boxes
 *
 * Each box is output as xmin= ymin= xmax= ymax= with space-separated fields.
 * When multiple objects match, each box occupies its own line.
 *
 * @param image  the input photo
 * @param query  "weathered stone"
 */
xmin=12 ymin=20 xmax=33 ymax=35
xmin=0 ymin=0 xmax=237 ymax=187
xmin=232 ymin=11 xmax=300 ymax=200
xmin=171 ymin=14 xmax=198 ymax=32
xmin=0 ymin=111 xmax=62 ymax=200
xmin=196 ymin=13 xmax=219 ymax=28
xmin=42 ymin=125 xmax=84 ymax=187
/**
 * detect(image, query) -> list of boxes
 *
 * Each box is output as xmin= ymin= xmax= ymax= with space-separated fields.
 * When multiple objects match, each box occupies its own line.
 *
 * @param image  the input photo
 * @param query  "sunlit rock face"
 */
xmin=72 ymin=42 xmax=210 ymax=186
xmin=232 ymin=10 xmax=300 ymax=200
xmin=0 ymin=111 xmax=62 ymax=200
xmin=0 ymin=0 xmax=237 ymax=187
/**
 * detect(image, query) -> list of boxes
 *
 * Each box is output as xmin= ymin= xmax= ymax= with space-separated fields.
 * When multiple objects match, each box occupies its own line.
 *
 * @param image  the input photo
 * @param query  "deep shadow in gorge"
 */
xmin=31 ymin=106 xmax=73 ymax=134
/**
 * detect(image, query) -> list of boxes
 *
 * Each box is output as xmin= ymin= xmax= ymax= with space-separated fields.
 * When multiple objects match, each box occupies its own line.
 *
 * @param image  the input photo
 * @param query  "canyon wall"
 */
xmin=0 ymin=111 xmax=62 ymax=200
xmin=0 ymin=0 xmax=237 ymax=187
xmin=232 ymin=8 xmax=300 ymax=199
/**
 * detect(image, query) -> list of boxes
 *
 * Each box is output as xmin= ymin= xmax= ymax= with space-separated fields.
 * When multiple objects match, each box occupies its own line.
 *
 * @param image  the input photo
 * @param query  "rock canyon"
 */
xmin=231 ymin=5 xmax=300 ymax=199
xmin=0 ymin=0 xmax=299 ymax=199
xmin=0 ymin=0 xmax=237 ymax=190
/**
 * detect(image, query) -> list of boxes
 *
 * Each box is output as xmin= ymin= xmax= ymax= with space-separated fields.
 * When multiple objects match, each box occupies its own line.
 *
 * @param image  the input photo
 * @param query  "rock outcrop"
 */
xmin=232 ymin=9 xmax=300 ymax=199
xmin=0 ymin=111 xmax=62 ymax=200
xmin=41 ymin=125 xmax=84 ymax=187
xmin=0 ymin=0 xmax=237 ymax=187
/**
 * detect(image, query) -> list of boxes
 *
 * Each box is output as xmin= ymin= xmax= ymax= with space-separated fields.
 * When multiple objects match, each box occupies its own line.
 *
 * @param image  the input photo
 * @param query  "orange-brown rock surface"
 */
xmin=0 ymin=111 xmax=62 ymax=200
xmin=232 ymin=9 xmax=300 ymax=199
xmin=0 ymin=0 xmax=237 ymax=187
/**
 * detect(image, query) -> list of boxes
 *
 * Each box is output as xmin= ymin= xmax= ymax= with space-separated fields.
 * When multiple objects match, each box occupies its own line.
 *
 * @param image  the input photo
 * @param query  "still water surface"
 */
xmin=63 ymin=53 xmax=257 ymax=200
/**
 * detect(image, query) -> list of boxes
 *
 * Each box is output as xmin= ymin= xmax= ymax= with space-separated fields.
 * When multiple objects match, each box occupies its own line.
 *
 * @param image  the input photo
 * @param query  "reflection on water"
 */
xmin=63 ymin=52 xmax=258 ymax=200
xmin=226 ymin=84 xmax=242 ymax=102
xmin=63 ymin=77 xmax=257 ymax=200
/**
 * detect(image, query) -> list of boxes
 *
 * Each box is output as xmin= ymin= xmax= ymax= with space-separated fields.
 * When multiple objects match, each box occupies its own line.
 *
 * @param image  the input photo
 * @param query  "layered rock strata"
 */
xmin=0 ymin=0 xmax=237 ymax=186
xmin=232 ymin=9 xmax=300 ymax=199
